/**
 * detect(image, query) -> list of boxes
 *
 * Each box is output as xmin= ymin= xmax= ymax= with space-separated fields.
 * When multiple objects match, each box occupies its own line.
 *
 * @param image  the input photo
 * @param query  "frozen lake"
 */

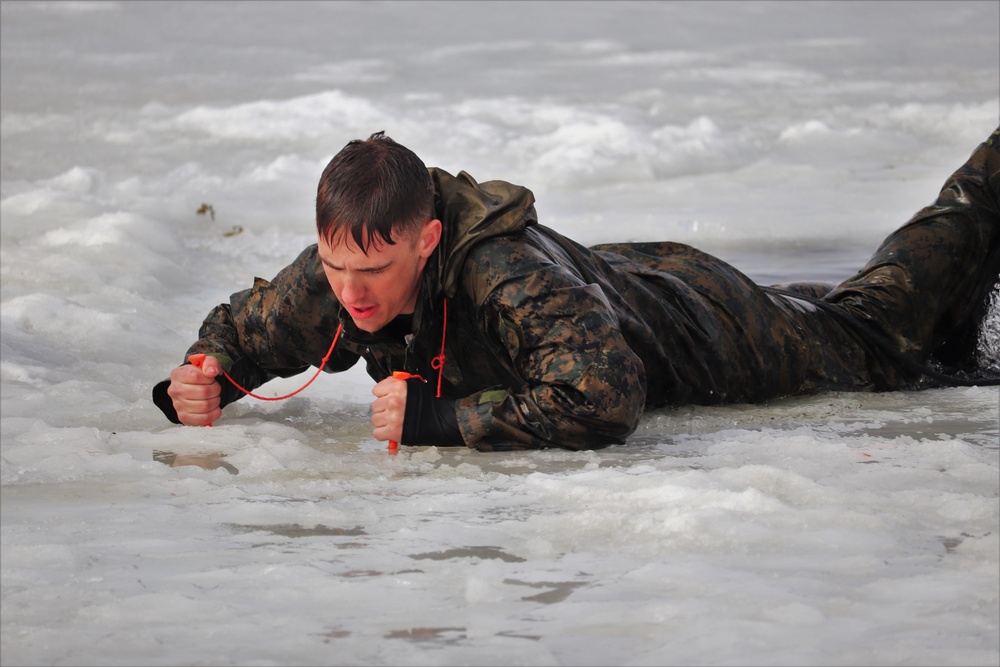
xmin=2 ymin=2 xmax=998 ymax=665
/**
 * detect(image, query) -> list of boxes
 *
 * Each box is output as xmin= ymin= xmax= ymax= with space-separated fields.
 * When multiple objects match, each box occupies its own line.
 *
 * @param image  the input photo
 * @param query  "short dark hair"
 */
xmin=316 ymin=131 xmax=434 ymax=252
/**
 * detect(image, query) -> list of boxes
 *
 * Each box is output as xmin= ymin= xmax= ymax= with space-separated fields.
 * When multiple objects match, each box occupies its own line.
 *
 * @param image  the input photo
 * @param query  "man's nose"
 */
xmin=340 ymin=274 xmax=366 ymax=302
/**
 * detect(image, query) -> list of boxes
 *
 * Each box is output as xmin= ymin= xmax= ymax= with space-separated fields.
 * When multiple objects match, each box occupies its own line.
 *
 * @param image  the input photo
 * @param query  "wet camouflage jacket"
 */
xmin=158 ymin=137 xmax=1000 ymax=450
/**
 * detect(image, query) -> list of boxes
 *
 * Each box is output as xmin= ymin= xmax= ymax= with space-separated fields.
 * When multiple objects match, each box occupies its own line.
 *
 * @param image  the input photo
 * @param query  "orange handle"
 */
xmin=187 ymin=354 xmax=213 ymax=427
xmin=388 ymin=371 xmax=421 ymax=453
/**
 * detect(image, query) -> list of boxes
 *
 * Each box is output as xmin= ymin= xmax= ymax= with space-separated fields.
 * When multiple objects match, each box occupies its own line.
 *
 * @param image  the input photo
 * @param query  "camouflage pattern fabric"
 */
xmin=156 ymin=129 xmax=1000 ymax=451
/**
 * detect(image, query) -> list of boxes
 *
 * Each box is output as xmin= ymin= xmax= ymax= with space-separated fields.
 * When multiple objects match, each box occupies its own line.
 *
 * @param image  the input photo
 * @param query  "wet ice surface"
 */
xmin=3 ymin=386 xmax=998 ymax=666
xmin=2 ymin=1 xmax=998 ymax=665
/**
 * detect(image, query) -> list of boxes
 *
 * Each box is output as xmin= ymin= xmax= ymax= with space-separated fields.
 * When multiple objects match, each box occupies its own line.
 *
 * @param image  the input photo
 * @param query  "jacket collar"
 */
xmin=429 ymin=167 xmax=538 ymax=298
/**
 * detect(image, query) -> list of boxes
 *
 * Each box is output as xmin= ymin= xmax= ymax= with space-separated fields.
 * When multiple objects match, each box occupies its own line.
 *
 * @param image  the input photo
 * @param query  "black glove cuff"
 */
xmin=400 ymin=378 xmax=463 ymax=446
xmin=151 ymin=379 xmax=182 ymax=424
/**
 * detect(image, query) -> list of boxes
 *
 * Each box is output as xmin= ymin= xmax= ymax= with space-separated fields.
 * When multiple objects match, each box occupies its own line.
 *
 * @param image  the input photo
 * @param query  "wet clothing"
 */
xmin=153 ymin=128 xmax=1000 ymax=451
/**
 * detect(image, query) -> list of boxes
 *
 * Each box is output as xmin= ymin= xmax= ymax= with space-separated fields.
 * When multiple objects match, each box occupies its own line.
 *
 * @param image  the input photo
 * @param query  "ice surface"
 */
xmin=2 ymin=2 xmax=998 ymax=665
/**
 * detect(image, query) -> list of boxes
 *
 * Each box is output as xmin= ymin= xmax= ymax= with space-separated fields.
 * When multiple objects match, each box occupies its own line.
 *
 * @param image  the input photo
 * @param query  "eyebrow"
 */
xmin=320 ymin=256 xmax=391 ymax=273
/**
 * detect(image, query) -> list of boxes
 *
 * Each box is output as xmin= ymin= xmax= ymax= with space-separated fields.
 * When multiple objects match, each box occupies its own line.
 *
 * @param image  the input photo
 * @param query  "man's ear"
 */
xmin=418 ymin=219 xmax=442 ymax=258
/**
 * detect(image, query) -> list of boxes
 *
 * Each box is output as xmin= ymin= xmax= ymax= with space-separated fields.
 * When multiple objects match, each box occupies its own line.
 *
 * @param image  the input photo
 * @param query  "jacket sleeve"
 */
xmin=157 ymin=245 xmax=360 ymax=415
xmin=452 ymin=238 xmax=647 ymax=450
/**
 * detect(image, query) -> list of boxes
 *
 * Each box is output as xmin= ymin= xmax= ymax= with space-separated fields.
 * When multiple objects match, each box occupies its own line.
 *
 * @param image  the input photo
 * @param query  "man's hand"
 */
xmin=167 ymin=357 xmax=223 ymax=426
xmin=371 ymin=375 xmax=408 ymax=443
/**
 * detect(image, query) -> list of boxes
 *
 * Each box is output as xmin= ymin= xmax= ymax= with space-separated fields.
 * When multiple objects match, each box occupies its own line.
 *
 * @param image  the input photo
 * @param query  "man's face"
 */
xmin=318 ymin=219 xmax=442 ymax=333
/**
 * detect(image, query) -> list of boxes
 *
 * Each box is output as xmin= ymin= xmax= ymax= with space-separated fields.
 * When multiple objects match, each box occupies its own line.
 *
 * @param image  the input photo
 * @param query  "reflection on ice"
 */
xmin=153 ymin=449 xmax=239 ymax=474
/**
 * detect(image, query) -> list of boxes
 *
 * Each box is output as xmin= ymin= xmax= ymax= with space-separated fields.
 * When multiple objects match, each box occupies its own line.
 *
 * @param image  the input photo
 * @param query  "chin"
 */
xmin=353 ymin=318 xmax=384 ymax=333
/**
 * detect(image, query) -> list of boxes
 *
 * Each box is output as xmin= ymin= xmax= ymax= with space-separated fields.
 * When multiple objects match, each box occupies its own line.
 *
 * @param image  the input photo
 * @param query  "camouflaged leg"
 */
xmin=769 ymin=282 xmax=837 ymax=300
xmin=824 ymin=126 xmax=1000 ymax=375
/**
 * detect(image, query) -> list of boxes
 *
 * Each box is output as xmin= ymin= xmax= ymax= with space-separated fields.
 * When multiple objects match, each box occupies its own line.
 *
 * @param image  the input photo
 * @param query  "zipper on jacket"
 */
xmin=403 ymin=334 xmax=417 ymax=375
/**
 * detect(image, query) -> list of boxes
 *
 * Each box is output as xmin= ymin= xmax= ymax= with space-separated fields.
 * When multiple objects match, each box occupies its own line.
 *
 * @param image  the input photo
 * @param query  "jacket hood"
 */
xmin=429 ymin=168 xmax=537 ymax=298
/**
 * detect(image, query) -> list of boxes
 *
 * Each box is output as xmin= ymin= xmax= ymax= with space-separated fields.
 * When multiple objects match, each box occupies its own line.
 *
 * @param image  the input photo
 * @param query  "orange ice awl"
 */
xmin=388 ymin=371 xmax=422 ymax=453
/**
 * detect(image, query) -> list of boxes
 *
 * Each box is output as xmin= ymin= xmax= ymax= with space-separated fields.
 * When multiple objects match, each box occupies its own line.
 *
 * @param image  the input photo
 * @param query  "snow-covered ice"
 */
xmin=2 ymin=2 xmax=998 ymax=665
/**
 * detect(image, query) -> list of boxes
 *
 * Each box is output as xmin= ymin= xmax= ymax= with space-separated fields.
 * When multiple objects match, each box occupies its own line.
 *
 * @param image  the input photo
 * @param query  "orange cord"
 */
xmin=189 ymin=298 xmax=448 ymax=447
xmin=189 ymin=322 xmax=343 ymax=401
xmin=430 ymin=298 xmax=447 ymax=399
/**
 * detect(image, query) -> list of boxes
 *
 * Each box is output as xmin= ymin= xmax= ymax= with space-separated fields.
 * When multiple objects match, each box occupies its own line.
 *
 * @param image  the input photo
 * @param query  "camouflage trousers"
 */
xmin=593 ymin=127 xmax=1000 ymax=406
xmin=822 ymin=126 xmax=1000 ymax=384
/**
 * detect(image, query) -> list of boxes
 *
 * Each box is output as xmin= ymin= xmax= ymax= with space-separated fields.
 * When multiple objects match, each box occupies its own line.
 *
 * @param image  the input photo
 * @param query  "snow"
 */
xmin=1 ymin=1 xmax=998 ymax=665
